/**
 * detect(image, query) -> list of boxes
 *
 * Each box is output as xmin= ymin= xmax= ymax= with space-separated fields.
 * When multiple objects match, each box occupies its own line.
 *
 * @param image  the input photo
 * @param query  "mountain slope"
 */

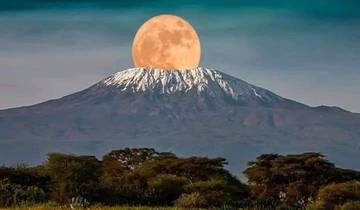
xmin=0 ymin=67 xmax=359 ymax=172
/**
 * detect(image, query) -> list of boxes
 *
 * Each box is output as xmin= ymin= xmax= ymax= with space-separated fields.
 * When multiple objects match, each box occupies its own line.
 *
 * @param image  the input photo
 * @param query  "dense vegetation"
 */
xmin=0 ymin=148 xmax=359 ymax=210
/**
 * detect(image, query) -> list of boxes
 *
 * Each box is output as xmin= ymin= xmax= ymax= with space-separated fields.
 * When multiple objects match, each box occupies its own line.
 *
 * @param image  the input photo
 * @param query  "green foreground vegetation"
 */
xmin=0 ymin=204 xmax=180 ymax=210
xmin=1 ymin=148 xmax=360 ymax=210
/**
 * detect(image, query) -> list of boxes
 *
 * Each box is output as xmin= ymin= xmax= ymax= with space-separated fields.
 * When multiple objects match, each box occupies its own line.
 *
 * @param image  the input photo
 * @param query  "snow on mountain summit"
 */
xmin=97 ymin=67 xmax=280 ymax=103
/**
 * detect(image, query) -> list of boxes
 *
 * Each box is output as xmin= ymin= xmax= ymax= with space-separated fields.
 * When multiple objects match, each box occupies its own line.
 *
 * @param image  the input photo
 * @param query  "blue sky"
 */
xmin=0 ymin=0 xmax=359 ymax=112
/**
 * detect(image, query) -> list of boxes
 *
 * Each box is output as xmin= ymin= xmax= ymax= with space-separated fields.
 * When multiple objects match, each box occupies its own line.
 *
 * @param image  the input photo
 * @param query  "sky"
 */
xmin=0 ymin=0 xmax=359 ymax=112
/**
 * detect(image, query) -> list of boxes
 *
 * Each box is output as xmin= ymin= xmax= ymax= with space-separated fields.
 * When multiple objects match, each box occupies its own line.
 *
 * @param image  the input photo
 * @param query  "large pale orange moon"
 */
xmin=132 ymin=14 xmax=201 ymax=70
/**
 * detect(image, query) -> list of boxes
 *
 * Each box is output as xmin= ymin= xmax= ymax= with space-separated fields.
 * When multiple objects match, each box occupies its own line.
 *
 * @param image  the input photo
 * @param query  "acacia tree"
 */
xmin=101 ymin=148 xmax=173 ymax=187
xmin=136 ymin=155 xmax=230 ymax=181
xmin=102 ymin=148 xmax=164 ymax=171
xmin=100 ymin=148 xmax=176 ymax=205
xmin=100 ymin=148 xmax=249 ymax=207
xmin=243 ymin=153 xmax=360 ymax=204
xmin=315 ymin=181 xmax=360 ymax=210
xmin=44 ymin=153 xmax=101 ymax=203
xmin=135 ymin=155 xmax=250 ymax=207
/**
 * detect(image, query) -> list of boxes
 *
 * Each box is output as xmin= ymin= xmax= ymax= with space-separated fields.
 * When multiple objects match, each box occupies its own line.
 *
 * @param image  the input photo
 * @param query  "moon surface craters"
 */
xmin=132 ymin=15 xmax=201 ymax=70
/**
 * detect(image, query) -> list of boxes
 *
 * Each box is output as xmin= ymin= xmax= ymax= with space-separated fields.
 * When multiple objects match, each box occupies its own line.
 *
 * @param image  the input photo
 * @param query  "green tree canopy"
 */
xmin=136 ymin=155 xmax=230 ymax=182
xmin=315 ymin=181 xmax=360 ymax=210
xmin=44 ymin=153 xmax=101 ymax=203
xmin=244 ymin=152 xmax=360 ymax=203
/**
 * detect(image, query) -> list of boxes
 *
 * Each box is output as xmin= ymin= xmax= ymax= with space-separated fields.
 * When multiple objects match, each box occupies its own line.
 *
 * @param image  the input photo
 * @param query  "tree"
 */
xmin=100 ymin=150 xmax=249 ymax=207
xmin=135 ymin=155 xmax=249 ymax=207
xmin=100 ymin=148 xmax=175 ymax=205
xmin=180 ymin=177 xmax=249 ymax=208
xmin=102 ymin=148 xmax=165 ymax=171
xmin=244 ymin=153 xmax=360 ymax=204
xmin=315 ymin=181 xmax=360 ymax=210
xmin=0 ymin=179 xmax=46 ymax=207
xmin=0 ymin=165 xmax=50 ymax=191
xmin=101 ymin=148 xmax=171 ymax=185
xmin=175 ymin=192 xmax=207 ymax=208
xmin=136 ymin=155 xmax=231 ymax=181
xmin=44 ymin=153 xmax=101 ymax=203
xmin=339 ymin=201 xmax=360 ymax=210
xmin=147 ymin=174 xmax=188 ymax=205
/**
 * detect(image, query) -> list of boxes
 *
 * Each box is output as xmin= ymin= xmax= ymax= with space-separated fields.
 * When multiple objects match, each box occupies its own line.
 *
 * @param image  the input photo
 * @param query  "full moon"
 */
xmin=132 ymin=14 xmax=201 ymax=70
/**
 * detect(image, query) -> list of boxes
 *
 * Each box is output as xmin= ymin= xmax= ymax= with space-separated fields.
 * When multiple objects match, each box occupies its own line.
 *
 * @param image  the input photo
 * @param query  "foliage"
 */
xmin=315 ymin=181 xmax=360 ymax=210
xmin=101 ymin=148 xmax=163 ymax=182
xmin=339 ymin=201 xmax=360 ymax=210
xmin=69 ymin=196 xmax=90 ymax=209
xmin=146 ymin=174 xmax=188 ymax=205
xmin=135 ymin=154 xmax=249 ymax=207
xmin=0 ymin=148 xmax=360 ymax=210
xmin=183 ymin=177 xmax=249 ymax=207
xmin=0 ymin=165 xmax=50 ymax=192
xmin=0 ymin=204 xmax=182 ymax=210
xmin=0 ymin=179 xmax=46 ymax=207
xmin=244 ymin=152 xmax=360 ymax=205
xmin=43 ymin=153 xmax=101 ymax=203
xmin=136 ymin=155 xmax=231 ymax=181
xmin=101 ymin=148 xmax=173 ymax=200
xmin=101 ymin=149 xmax=249 ymax=207
xmin=174 ymin=192 xmax=207 ymax=208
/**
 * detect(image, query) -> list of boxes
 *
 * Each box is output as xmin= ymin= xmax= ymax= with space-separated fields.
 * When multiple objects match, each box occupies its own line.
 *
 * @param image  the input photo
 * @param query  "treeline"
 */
xmin=0 ymin=148 xmax=360 ymax=210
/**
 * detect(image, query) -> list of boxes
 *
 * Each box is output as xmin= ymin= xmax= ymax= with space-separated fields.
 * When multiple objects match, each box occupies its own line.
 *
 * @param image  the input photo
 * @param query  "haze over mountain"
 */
xmin=0 ymin=67 xmax=359 ymax=172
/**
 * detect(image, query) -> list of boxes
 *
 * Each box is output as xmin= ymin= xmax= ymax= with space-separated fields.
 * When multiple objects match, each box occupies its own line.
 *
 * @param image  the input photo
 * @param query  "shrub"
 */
xmin=147 ymin=174 xmax=188 ymax=205
xmin=175 ymin=192 xmax=207 ymax=208
xmin=275 ymin=204 xmax=295 ymax=210
xmin=193 ymin=178 xmax=249 ymax=207
xmin=117 ymin=151 xmax=249 ymax=207
xmin=0 ymin=179 xmax=14 ymax=207
xmin=305 ymin=203 xmax=317 ymax=210
xmin=0 ymin=166 xmax=50 ymax=192
xmin=315 ymin=181 xmax=360 ymax=210
xmin=21 ymin=186 xmax=47 ymax=205
xmin=340 ymin=201 xmax=360 ymax=210
xmin=44 ymin=153 xmax=101 ymax=203
xmin=69 ymin=196 xmax=90 ymax=209
xmin=244 ymin=153 xmax=360 ymax=203
xmin=0 ymin=179 xmax=46 ymax=207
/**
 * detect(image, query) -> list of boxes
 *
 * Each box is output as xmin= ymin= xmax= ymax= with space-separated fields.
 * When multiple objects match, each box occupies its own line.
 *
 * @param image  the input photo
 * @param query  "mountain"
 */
xmin=0 ymin=67 xmax=359 ymax=172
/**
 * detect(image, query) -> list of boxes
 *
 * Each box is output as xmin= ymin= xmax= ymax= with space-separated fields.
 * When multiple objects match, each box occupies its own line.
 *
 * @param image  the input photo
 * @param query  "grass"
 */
xmin=0 ymin=205 xmax=253 ymax=210
xmin=0 ymin=204 xmax=183 ymax=210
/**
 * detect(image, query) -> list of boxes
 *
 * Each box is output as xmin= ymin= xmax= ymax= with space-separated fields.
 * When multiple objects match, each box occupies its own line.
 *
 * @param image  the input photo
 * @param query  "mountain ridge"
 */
xmin=1 ymin=67 xmax=308 ymax=112
xmin=1 ymin=67 xmax=354 ymax=114
xmin=0 ymin=67 xmax=359 ymax=172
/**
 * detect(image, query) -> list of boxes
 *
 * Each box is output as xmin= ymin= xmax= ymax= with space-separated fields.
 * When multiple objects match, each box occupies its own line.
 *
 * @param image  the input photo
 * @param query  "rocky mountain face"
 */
xmin=0 ymin=67 xmax=359 ymax=172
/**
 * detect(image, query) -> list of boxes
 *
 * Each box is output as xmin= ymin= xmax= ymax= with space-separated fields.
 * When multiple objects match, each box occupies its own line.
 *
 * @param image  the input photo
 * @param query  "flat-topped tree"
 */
xmin=244 ymin=152 xmax=360 ymax=204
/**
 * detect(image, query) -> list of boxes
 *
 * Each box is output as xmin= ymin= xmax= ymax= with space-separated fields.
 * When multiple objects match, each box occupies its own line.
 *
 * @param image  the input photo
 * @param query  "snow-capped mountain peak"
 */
xmin=98 ymin=67 xmax=278 ymax=102
xmin=2 ymin=66 xmax=359 ymax=172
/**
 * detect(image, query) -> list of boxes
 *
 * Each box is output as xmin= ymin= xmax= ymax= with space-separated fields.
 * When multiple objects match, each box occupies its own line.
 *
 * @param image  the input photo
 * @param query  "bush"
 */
xmin=275 ymin=204 xmax=295 ymax=210
xmin=185 ymin=179 xmax=228 ymax=207
xmin=106 ymin=151 xmax=249 ymax=207
xmin=340 ymin=201 xmax=360 ymax=210
xmin=315 ymin=181 xmax=360 ymax=210
xmin=305 ymin=203 xmax=317 ymax=210
xmin=194 ymin=178 xmax=249 ymax=207
xmin=0 ymin=179 xmax=46 ymax=207
xmin=175 ymin=178 xmax=249 ymax=208
xmin=69 ymin=196 xmax=90 ymax=209
xmin=244 ymin=153 xmax=360 ymax=204
xmin=147 ymin=174 xmax=188 ymax=205
xmin=21 ymin=186 xmax=47 ymax=205
xmin=175 ymin=192 xmax=207 ymax=208
xmin=44 ymin=153 xmax=101 ymax=203
xmin=0 ymin=166 xmax=50 ymax=192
